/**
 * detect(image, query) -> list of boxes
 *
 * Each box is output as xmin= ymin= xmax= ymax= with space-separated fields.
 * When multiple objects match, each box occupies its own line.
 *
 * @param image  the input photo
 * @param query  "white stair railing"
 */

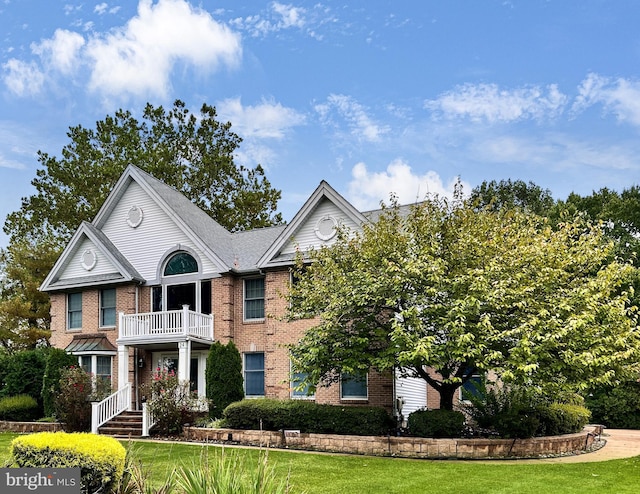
xmin=91 ymin=383 xmax=132 ymax=434
xmin=141 ymin=402 xmax=157 ymax=437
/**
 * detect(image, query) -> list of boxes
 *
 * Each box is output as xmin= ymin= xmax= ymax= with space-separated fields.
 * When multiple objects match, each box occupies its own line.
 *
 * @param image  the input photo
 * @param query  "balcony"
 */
xmin=117 ymin=306 xmax=214 ymax=345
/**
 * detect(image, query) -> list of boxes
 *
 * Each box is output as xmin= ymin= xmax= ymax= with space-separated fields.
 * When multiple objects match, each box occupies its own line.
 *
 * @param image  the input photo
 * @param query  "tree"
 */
xmin=288 ymin=192 xmax=640 ymax=410
xmin=470 ymin=179 xmax=555 ymax=215
xmin=206 ymin=341 xmax=244 ymax=418
xmin=2 ymin=100 xmax=283 ymax=343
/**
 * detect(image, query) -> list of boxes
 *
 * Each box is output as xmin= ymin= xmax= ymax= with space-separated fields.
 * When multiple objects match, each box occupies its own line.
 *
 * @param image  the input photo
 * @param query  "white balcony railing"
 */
xmin=118 ymin=306 xmax=214 ymax=342
xmin=91 ymin=383 xmax=131 ymax=434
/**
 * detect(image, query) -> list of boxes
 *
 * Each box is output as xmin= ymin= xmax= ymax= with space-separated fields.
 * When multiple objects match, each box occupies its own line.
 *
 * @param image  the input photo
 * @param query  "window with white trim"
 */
xmin=244 ymin=352 xmax=265 ymax=397
xmin=290 ymin=363 xmax=315 ymax=399
xmin=244 ymin=278 xmax=265 ymax=321
xmin=340 ymin=372 xmax=368 ymax=400
xmin=460 ymin=371 xmax=484 ymax=402
xmin=78 ymin=355 xmax=113 ymax=386
xmin=100 ymin=288 xmax=116 ymax=327
xmin=67 ymin=292 xmax=82 ymax=329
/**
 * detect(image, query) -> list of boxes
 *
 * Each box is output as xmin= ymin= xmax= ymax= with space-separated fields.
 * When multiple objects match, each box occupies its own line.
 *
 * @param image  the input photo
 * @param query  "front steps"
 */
xmin=98 ymin=410 xmax=143 ymax=437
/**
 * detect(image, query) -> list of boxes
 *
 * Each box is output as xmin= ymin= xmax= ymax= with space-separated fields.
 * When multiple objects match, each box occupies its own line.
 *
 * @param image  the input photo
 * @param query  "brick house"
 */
xmin=41 ymin=165 xmax=439 ymax=429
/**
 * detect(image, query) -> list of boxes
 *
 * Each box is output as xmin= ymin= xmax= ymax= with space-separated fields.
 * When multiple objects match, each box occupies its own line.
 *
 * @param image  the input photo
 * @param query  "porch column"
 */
xmin=117 ymin=345 xmax=129 ymax=390
xmin=178 ymin=340 xmax=192 ymax=383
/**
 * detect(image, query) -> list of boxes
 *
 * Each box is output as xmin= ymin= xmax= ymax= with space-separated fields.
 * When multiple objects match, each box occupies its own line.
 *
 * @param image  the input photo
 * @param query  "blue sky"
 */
xmin=1 ymin=1 xmax=640 ymax=247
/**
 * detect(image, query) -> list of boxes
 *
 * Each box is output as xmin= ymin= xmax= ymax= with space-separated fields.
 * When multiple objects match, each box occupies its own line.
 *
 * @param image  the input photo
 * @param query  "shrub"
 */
xmin=223 ymin=399 xmax=393 ymax=436
xmin=42 ymin=348 xmax=78 ymax=417
xmin=407 ymin=409 xmax=465 ymax=438
xmin=0 ymin=394 xmax=39 ymax=422
xmin=11 ymin=431 xmax=126 ymax=494
xmin=585 ymin=381 xmax=640 ymax=429
xmin=143 ymin=368 xmax=207 ymax=435
xmin=0 ymin=348 xmax=48 ymax=415
xmin=206 ymin=341 xmax=244 ymax=419
xmin=54 ymin=366 xmax=112 ymax=432
xmin=536 ymin=403 xmax=591 ymax=436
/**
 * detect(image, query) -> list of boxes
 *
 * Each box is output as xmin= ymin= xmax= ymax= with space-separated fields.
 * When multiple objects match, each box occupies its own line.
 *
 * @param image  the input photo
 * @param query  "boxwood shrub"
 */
xmin=0 ymin=394 xmax=39 ymax=422
xmin=11 ymin=432 xmax=126 ymax=494
xmin=536 ymin=403 xmax=591 ymax=436
xmin=223 ymin=399 xmax=393 ymax=436
xmin=407 ymin=409 xmax=465 ymax=438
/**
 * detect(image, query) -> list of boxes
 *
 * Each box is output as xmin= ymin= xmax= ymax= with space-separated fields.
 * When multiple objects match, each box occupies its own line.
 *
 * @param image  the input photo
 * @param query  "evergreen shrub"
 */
xmin=223 ymin=399 xmax=393 ymax=436
xmin=206 ymin=341 xmax=244 ymax=419
xmin=585 ymin=381 xmax=640 ymax=429
xmin=0 ymin=348 xmax=48 ymax=415
xmin=407 ymin=409 xmax=465 ymax=438
xmin=11 ymin=431 xmax=126 ymax=494
xmin=0 ymin=394 xmax=39 ymax=421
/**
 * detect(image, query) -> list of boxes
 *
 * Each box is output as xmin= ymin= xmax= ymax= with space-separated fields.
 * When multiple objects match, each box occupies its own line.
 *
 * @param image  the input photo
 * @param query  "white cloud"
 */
xmin=347 ymin=160 xmax=468 ymax=211
xmin=315 ymin=94 xmax=389 ymax=143
xmin=425 ymin=83 xmax=568 ymax=123
xmin=217 ymin=97 xmax=305 ymax=139
xmin=86 ymin=0 xmax=241 ymax=98
xmin=572 ymin=73 xmax=640 ymax=126
xmin=31 ymin=29 xmax=85 ymax=75
xmin=95 ymin=3 xmax=109 ymax=15
xmin=2 ymin=59 xmax=45 ymax=96
xmin=230 ymin=2 xmax=306 ymax=37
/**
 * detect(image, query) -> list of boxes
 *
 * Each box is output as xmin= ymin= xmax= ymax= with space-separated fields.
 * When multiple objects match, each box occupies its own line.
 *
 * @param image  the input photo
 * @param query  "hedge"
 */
xmin=407 ymin=409 xmax=465 ymax=438
xmin=0 ymin=394 xmax=39 ymax=422
xmin=11 ymin=432 xmax=126 ymax=494
xmin=223 ymin=399 xmax=393 ymax=436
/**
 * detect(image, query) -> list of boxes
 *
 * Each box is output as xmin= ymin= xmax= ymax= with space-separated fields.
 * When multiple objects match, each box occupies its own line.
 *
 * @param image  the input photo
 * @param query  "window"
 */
xmin=244 ymin=278 xmax=265 ymax=321
xmin=78 ymin=355 xmax=113 ymax=386
xmin=291 ymin=369 xmax=314 ymax=399
xmin=100 ymin=288 xmax=116 ymax=327
xmin=460 ymin=372 xmax=484 ymax=402
xmin=341 ymin=372 xmax=368 ymax=400
xmin=244 ymin=353 xmax=265 ymax=397
xmin=164 ymin=252 xmax=198 ymax=276
xmin=67 ymin=292 xmax=82 ymax=329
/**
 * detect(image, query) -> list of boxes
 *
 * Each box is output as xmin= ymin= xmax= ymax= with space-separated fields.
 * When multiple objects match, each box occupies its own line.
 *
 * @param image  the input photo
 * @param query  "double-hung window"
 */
xmin=244 ymin=278 xmax=265 ymax=321
xmin=340 ymin=372 xmax=368 ymax=400
xmin=100 ymin=288 xmax=116 ymax=327
xmin=291 ymin=369 xmax=315 ymax=399
xmin=67 ymin=292 xmax=82 ymax=329
xmin=244 ymin=353 xmax=265 ymax=397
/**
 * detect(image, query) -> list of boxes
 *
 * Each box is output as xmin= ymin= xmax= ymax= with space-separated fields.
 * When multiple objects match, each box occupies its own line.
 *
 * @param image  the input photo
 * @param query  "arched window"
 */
xmin=163 ymin=252 xmax=198 ymax=276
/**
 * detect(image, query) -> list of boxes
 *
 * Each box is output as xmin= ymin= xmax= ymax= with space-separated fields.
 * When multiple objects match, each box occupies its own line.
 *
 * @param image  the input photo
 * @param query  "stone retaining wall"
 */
xmin=0 ymin=421 xmax=62 ymax=433
xmin=183 ymin=425 xmax=604 ymax=459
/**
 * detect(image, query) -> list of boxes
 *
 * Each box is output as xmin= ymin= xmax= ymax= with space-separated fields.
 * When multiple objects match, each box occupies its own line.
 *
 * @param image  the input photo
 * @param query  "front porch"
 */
xmin=92 ymin=306 xmax=214 ymax=435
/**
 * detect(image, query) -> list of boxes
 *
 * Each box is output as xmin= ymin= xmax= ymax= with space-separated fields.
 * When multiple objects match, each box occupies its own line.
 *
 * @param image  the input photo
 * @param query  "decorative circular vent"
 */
xmin=127 ymin=205 xmax=144 ymax=228
xmin=81 ymin=249 xmax=97 ymax=271
xmin=315 ymin=215 xmax=337 ymax=241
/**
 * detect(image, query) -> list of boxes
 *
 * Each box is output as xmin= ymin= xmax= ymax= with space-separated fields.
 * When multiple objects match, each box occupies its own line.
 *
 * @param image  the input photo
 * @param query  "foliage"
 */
xmin=54 ymin=366 xmax=112 ymax=432
xmin=42 ymin=348 xmax=78 ymax=417
xmin=288 ymin=189 xmax=640 ymax=410
xmin=0 ymin=394 xmax=39 ymax=421
xmin=470 ymin=178 xmax=555 ymax=215
xmin=206 ymin=341 xmax=244 ymax=419
xmin=0 ymin=239 xmax=57 ymax=349
xmin=174 ymin=448 xmax=298 ymax=494
xmin=11 ymin=431 xmax=126 ymax=494
xmin=0 ymin=348 xmax=48 ymax=415
xmin=223 ymin=398 xmax=393 ymax=436
xmin=585 ymin=381 xmax=640 ymax=429
xmin=406 ymin=409 xmax=465 ymax=438
xmin=464 ymin=385 xmax=590 ymax=438
xmin=143 ymin=368 xmax=207 ymax=436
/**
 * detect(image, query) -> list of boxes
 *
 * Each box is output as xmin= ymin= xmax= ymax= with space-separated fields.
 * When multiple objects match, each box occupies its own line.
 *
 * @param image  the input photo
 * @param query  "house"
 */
xmin=41 ymin=165 xmax=442 ymax=432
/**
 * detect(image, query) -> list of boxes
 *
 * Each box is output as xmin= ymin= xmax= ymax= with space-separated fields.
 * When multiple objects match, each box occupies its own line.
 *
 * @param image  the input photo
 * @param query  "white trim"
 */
xmin=243 ymin=277 xmax=265 ymax=322
xmin=340 ymin=372 xmax=369 ymax=400
xmin=81 ymin=249 xmax=97 ymax=271
xmin=126 ymin=205 xmax=144 ymax=228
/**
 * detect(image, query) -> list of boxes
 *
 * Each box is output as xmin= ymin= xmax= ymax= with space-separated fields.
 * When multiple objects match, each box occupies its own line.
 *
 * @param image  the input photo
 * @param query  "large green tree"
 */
xmin=288 ymin=192 xmax=640 ymax=410
xmin=470 ymin=178 xmax=555 ymax=215
xmin=2 ymin=99 xmax=283 ymax=344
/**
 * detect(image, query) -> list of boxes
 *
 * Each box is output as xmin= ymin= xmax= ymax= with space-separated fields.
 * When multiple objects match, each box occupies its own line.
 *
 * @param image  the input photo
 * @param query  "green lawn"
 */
xmin=1 ymin=433 xmax=639 ymax=494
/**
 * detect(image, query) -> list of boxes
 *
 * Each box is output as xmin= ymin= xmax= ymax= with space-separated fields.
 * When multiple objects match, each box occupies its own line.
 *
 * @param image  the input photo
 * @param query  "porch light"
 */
xmin=138 ymin=357 xmax=145 ymax=368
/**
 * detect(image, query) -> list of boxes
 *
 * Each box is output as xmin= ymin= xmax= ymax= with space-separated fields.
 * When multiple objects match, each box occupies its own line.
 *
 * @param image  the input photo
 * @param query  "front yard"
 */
xmin=1 ymin=433 xmax=639 ymax=493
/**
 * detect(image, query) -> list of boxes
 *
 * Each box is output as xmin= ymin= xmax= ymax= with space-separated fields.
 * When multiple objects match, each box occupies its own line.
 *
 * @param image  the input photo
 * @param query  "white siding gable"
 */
xmin=280 ymin=198 xmax=361 ymax=255
xmin=57 ymin=237 xmax=119 ymax=281
xmin=99 ymin=180 xmax=220 ymax=282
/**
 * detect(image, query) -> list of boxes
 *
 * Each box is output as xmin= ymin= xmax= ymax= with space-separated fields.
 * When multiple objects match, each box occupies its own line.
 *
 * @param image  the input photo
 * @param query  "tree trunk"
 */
xmin=438 ymin=383 xmax=459 ymax=411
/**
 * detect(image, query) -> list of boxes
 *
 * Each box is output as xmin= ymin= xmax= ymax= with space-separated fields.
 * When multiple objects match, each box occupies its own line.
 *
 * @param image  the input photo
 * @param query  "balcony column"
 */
xmin=178 ymin=340 xmax=191 ymax=383
xmin=117 ymin=345 xmax=129 ymax=390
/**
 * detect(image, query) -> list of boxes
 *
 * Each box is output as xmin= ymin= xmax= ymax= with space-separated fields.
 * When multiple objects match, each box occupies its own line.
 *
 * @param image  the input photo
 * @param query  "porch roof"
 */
xmin=65 ymin=334 xmax=117 ymax=353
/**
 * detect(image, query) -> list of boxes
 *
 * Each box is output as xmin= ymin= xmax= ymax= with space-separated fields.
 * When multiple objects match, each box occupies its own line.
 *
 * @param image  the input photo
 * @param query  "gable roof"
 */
xmin=40 ymin=221 xmax=144 ymax=291
xmin=256 ymin=181 xmax=368 ymax=269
